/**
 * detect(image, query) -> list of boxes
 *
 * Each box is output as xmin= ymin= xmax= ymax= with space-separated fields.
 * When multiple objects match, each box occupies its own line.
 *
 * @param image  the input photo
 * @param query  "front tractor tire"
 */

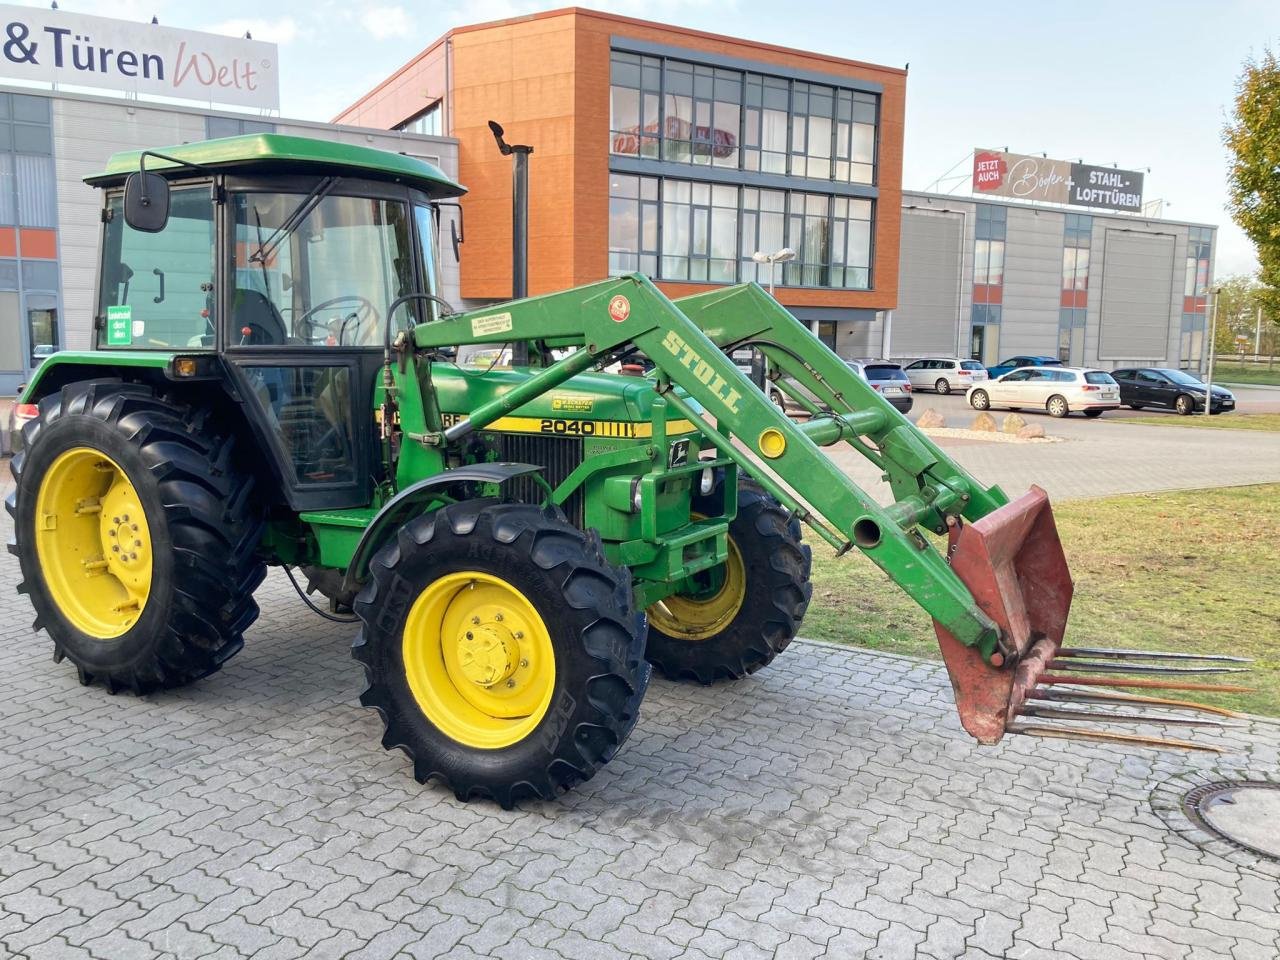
xmin=8 ymin=381 xmax=266 ymax=693
xmin=352 ymin=501 xmax=650 ymax=807
xmin=646 ymin=479 xmax=812 ymax=684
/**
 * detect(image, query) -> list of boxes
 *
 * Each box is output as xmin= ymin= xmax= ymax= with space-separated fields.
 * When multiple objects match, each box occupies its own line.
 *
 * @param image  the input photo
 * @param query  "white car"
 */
xmin=966 ymin=366 xmax=1120 ymax=418
xmin=903 ymin=357 xmax=989 ymax=394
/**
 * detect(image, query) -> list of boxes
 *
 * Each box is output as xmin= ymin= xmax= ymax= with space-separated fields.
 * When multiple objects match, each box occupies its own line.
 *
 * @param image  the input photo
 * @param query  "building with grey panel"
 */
xmin=892 ymin=190 xmax=1216 ymax=372
xmin=0 ymin=86 xmax=460 ymax=395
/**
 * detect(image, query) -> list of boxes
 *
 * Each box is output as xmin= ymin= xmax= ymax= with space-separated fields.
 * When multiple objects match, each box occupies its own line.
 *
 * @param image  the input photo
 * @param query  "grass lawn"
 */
xmin=802 ymin=483 xmax=1280 ymax=718
xmin=1209 ymin=361 xmax=1280 ymax=386
xmin=1121 ymin=413 xmax=1280 ymax=431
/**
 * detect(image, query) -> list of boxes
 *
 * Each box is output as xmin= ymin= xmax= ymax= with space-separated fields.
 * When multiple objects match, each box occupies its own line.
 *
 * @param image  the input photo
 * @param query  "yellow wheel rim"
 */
xmin=402 ymin=571 xmax=556 ymax=750
xmin=647 ymin=533 xmax=746 ymax=641
xmin=34 ymin=447 xmax=153 ymax=639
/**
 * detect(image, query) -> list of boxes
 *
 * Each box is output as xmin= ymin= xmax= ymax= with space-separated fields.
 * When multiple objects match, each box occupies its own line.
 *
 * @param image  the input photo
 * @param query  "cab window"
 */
xmin=98 ymin=185 xmax=216 ymax=349
xmin=231 ymin=191 xmax=414 ymax=347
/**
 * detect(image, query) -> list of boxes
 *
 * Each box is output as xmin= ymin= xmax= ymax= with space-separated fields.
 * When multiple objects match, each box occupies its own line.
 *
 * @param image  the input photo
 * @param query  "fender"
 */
xmin=341 ymin=462 xmax=545 ymax=593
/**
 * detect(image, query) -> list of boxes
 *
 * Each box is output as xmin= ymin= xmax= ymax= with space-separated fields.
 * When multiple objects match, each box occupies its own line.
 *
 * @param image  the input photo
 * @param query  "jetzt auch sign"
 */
xmin=0 ymin=4 xmax=279 ymax=110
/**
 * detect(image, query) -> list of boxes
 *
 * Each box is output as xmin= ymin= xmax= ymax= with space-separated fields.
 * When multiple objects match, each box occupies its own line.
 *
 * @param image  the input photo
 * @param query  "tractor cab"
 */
xmin=88 ymin=134 xmax=464 ymax=510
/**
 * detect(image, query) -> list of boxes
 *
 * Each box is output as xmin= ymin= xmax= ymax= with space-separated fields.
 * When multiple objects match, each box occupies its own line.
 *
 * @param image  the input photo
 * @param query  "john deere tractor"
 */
xmin=8 ymin=136 xmax=1245 ymax=807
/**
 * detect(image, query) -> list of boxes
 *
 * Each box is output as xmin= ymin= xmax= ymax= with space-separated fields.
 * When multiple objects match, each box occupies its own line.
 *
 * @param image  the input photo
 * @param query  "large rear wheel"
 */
xmin=8 ymin=381 xmax=265 ymax=693
xmin=352 ymin=501 xmax=650 ymax=807
xmin=646 ymin=479 xmax=811 ymax=683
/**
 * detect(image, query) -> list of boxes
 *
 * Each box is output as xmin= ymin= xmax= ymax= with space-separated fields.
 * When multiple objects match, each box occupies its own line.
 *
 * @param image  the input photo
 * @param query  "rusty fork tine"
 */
xmin=1028 ymin=687 xmax=1244 ymax=719
xmin=1015 ymin=705 xmax=1238 ymax=728
xmin=1040 ymin=674 xmax=1253 ymax=694
xmin=1048 ymin=660 xmax=1250 ymax=676
xmin=1057 ymin=647 xmax=1252 ymax=664
xmin=1006 ymin=724 xmax=1225 ymax=753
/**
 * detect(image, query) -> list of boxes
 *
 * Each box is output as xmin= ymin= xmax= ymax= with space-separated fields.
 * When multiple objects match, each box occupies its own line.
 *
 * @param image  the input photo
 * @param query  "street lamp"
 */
xmin=751 ymin=247 xmax=796 ymax=298
xmin=1204 ymin=287 xmax=1221 ymax=417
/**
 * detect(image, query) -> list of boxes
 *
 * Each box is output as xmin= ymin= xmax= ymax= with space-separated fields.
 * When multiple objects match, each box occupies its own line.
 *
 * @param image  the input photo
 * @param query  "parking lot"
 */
xmin=819 ymin=382 xmax=1280 ymax=504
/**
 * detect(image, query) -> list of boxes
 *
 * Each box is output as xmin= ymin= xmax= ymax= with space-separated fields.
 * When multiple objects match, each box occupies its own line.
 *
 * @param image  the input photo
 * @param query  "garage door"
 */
xmin=1098 ymin=230 xmax=1175 ymax=360
xmin=894 ymin=210 xmax=963 ymax=356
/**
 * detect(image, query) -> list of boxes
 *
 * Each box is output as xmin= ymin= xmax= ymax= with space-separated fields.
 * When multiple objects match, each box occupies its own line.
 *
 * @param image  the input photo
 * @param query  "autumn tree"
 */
xmin=1225 ymin=49 xmax=1280 ymax=315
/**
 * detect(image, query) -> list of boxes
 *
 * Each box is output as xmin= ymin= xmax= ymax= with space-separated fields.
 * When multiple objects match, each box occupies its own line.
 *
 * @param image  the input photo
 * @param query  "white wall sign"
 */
xmin=0 ymin=4 xmax=279 ymax=110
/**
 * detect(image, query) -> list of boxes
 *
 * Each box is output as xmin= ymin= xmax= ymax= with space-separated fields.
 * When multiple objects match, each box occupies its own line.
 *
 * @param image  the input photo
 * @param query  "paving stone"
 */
xmin=1 ymin=502 xmax=1278 ymax=960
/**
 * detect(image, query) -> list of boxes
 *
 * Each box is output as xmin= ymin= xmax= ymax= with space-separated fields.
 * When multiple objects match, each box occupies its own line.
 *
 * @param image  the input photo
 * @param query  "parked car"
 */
xmin=903 ymin=357 xmax=989 ymax=394
xmin=5 ymin=386 xmax=36 ymax=456
xmin=1110 ymin=367 xmax=1235 ymax=415
xmin=985 ymin=355 xmax=1063 ymax=379
xmin=967 ymin=367 xmax=1120 ymax=418
xmin=847 ymin=360 xmax=913 ymax=414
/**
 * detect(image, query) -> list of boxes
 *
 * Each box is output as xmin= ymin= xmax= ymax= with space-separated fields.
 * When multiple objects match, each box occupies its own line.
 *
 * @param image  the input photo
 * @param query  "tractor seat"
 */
xmin=232 ymin=289 xmax=288 ymax=346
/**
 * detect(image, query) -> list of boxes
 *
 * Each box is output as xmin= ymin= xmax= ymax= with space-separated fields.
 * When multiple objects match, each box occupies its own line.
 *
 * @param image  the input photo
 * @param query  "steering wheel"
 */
xmin=296 ymin=295 xmax=379 ymax=346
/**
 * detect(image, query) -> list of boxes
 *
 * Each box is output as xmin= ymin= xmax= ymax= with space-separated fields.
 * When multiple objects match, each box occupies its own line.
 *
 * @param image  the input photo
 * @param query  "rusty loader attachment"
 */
xmin=407 ymin=275 xmax=1249 ymax=751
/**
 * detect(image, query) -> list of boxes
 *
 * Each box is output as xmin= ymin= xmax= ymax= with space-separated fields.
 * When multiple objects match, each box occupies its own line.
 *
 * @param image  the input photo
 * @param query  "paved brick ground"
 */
xmin=3 ymin=502 xmax=1280 ymax=959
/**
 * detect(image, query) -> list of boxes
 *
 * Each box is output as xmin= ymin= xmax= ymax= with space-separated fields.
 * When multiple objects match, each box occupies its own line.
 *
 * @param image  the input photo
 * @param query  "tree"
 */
xmin=1225 ymin=49 xmax=1280 ymax=315
xmin=1212 ymin=274 xmax=1265 ymax=354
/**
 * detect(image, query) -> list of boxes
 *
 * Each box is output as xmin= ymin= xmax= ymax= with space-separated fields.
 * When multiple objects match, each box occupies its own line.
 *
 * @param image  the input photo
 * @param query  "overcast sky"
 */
xmin=14 ymin=0 xmax=1280 ymax=277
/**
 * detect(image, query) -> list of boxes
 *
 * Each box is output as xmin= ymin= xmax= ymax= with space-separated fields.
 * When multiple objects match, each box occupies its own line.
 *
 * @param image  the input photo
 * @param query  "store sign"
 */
xmin=0 ymin=4 xmax=279 ymax=109
xmin=972 ymin=149 xmax=1144 ymax=213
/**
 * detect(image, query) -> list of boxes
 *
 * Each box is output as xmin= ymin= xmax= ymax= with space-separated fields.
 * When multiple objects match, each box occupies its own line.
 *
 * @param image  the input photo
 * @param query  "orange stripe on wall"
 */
xmin=18 ymin=229 xmax=57 ymax=260
xmin=0 ymin=228 xmax=15 ymax=258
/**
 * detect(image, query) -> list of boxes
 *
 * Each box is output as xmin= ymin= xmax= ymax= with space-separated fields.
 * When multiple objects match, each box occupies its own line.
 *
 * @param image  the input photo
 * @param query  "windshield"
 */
xmin=232 ymin=191 xmax=414 ymax=347
xmin=1084 ymin=371 xmax=1117 ymax=385
xmin=98 ymin=185 xmax=216 ymax=349
xmin=1163 ymin=369 xmax=1204 ymax=386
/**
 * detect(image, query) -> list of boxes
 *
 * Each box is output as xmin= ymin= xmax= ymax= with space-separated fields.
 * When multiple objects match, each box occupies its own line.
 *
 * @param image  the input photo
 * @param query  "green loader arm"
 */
xmin=413 ymin=274 xmax=1005 ymax=659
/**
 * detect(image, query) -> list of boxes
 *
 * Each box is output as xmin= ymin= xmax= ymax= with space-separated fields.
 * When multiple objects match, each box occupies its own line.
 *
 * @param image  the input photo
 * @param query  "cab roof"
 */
xmin=86 ymin=133 xmax=466 ymax=198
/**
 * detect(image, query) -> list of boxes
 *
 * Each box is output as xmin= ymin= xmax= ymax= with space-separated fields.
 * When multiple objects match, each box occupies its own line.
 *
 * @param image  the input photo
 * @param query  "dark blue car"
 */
xmin=985 ymin=355 xmax=1063 ymax=379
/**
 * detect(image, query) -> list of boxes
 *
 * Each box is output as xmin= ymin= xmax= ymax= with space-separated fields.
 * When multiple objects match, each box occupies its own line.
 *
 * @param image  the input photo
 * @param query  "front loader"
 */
xmin=7 ymin=135 xmax=1249 ymax=807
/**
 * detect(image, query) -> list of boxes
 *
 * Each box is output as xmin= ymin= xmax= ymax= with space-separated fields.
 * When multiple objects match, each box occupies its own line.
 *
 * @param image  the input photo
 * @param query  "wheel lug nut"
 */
xmin=520 ymin=659 xmax=529 ymax=668
xmin=472 ymin=616 xmax=481 ymax=624
xmin=495 ymin=613 xmax=503 ymax=622
xmin=506 ymin=679 xmax=516 ymax=688
xmin=113 ymin=516 xmax=120 ymax=524
xmin=112 ymin=546 xmax=119 ymax=553
xmin=130 ymin=553 xmax=138 ymax=561
xmin=131 ymin=524 xmax=138 ymax=532
xmin=134 ymin=541 xmax=142 ymax=548
xmin=465 ymin=632 xmax=474 ymax=640
xmin=514 ymin=631 xmax=523 ymax=640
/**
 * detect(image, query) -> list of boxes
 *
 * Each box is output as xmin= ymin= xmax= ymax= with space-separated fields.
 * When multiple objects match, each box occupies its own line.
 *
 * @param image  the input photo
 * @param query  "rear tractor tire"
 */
xmin=8 ymin=381 xmax=266 ymax=693
xmin=352 ymin=501 xmax=650 ymax=807
xmin=646 ymin=479 xmax=812 ymax=684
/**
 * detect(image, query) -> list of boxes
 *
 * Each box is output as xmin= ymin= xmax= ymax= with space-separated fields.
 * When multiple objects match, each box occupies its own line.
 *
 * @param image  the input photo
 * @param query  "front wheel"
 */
xmin=935 ymin=378 xmax=951 ymax=395
xmin=1175 ymin=394 xmax=1195 ymax=416
xmin=1083 ymin=409 xmax=1104 ymax=418
xmin=1128 ymin=403 xmax=1144 ymax=410
xmin=8 ymin=381 xmax=265 ymax=693
xmin=646 ymin=479 xmax=811 ymax=683
xmin=1047 ymin=395 xmax=1070 ymax=418
xmin=969 ymin=390 xmax=990 ymax=411
xmin=353 ymin=501 xmax=649 ymax=807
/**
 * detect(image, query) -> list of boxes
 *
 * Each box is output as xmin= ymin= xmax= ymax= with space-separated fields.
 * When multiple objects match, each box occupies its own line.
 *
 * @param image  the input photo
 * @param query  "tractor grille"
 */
xmin=495 ymin=433 xmax=585 ymax=526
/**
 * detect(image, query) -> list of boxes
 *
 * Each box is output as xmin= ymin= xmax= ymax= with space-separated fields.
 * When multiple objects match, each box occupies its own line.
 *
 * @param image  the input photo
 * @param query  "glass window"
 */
xmin=21 ymin=260 xmax=57 ymax=290
xmin=206 ymin=116 xmax=277 ymax=139
xmin=1084 ymin=371 xmax=1116 ymax=385
xmin=243 ymin=365 xmax=357 ymax=486
xmin=608 ymin=173 xmax=659 ymax=276
xmin=26 ymin=292 xmax=57 ymax=365
xmin=413 ymin=204 xmax=443 ymax=323
xmin=396 ymin=102 xmax=442 ymax=137
xmin=231 ymin=191 xmax=414 ymax=347
xmin=98 ymin=185 xmax=216 ymax=349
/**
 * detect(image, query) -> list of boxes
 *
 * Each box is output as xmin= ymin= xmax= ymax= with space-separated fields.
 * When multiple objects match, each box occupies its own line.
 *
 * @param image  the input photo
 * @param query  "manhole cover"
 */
xmin=1182 ymin=781 xmax=1280 ymax=861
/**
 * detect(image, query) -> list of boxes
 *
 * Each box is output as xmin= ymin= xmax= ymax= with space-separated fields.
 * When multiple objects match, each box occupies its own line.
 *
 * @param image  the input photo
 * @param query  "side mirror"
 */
xmin=123 ymin=172 xmax=170 ymax=232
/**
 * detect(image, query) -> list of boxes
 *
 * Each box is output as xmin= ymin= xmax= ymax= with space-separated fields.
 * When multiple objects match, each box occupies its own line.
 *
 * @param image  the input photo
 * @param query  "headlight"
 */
xmin=630 ymin=477 xmax=643 ymax=513
xmin=699 ymin=467 xmax=715 ymax=496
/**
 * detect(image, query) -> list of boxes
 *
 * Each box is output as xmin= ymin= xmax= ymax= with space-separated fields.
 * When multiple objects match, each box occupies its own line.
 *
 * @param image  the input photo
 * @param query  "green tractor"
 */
xmin=8 ymin=136 xmax=1244 ymax=807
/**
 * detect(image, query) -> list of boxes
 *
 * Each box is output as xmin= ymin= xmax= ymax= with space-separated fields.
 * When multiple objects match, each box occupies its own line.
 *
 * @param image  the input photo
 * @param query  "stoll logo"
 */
xmin=0 ymin=4 xmax=279 ymax=110
xmin=659 ymin=331 xmax=743 ymax=414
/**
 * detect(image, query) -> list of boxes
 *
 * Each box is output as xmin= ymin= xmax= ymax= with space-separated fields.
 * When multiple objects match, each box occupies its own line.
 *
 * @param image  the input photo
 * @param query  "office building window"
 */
xmin=608 ymin=173 xmax=660 ymax=276
xmin=742 ymin=75 xmax=790 ymax=174
xmin=396 ymin=101 xmax=443 ymax=137
xmin=973 ymin=204 xmax=1006 ymax=287
xmin=205 ymin=116 xmax=276 ymax=139
xmin=609 ymin=49 xmax=878 ymax=184
xmin=1184 ymin=226 xmax=1212 ymax=299
xmin=608 ymin=174 xmax=871 ymax=290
